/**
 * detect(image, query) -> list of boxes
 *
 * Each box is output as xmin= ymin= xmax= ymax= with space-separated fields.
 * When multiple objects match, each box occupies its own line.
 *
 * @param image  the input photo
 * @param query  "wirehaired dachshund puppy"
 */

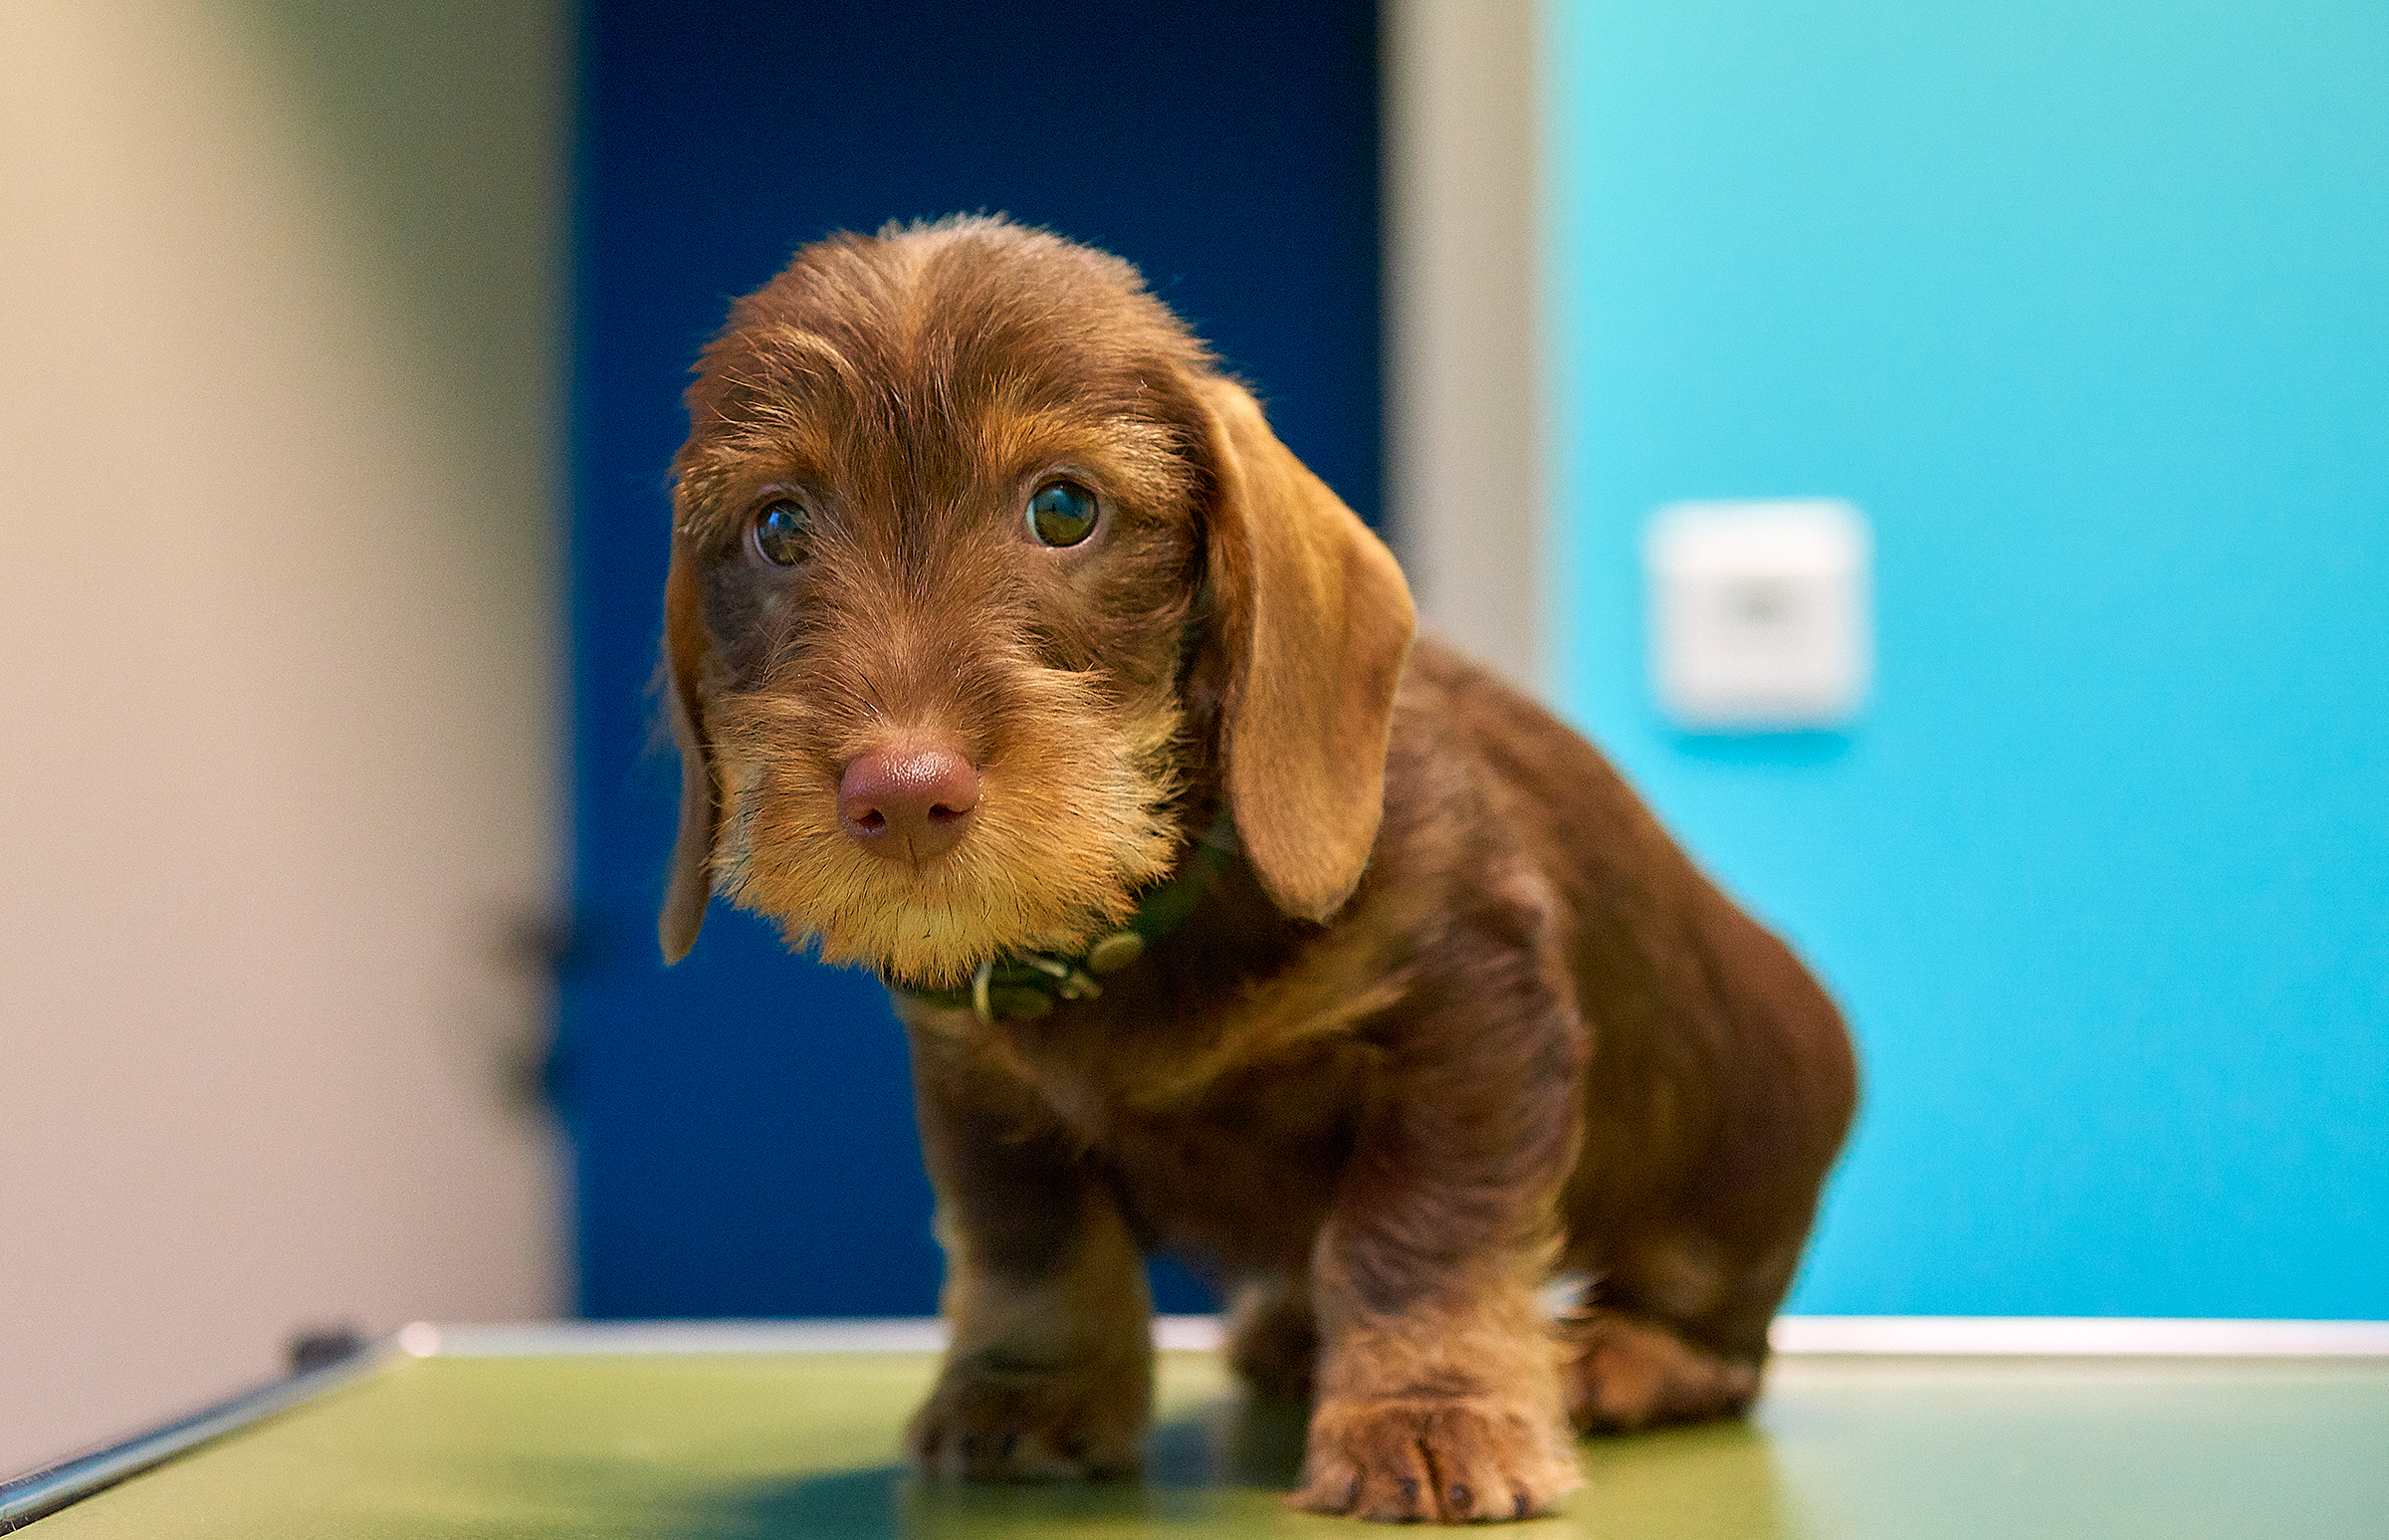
xmin=658 ymin=215 xmax=1856 ymax=1524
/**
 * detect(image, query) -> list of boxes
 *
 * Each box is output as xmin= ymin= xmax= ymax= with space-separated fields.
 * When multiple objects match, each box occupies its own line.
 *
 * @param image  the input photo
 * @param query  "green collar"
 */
xmin=894 ymin=813 xmax=1238 ymax=1024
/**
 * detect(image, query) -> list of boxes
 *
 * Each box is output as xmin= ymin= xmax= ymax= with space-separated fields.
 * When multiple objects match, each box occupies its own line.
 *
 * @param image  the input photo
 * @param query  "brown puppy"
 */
xmin=658 ymin=215 xmax=1856 ymax=1524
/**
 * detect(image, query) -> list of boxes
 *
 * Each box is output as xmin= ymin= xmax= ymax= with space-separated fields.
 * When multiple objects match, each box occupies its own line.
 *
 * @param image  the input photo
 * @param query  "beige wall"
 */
xmin=1385 ymin=0 xmax=1546 ymax=692
xmin=0 ymin=0 xmax=566 ymax=1473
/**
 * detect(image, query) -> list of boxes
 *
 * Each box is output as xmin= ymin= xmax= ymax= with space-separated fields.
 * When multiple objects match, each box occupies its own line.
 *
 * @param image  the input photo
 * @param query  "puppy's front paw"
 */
xmin=1290 ymin=1395 xmax=1582 ymax=1524
xmin=906 ymin=1356 xmax=1148 ymax=1481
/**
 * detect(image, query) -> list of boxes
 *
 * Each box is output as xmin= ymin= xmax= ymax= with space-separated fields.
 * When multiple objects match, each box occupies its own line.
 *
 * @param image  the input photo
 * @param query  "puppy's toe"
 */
xmin=1332 ymin=1422 xmax=1437 ymax=1523
xmin=1433 ymin=1420 xmax=1537 ymax=1524
xmin=1288 ymin=1443 xmax=1366 ymax=1520
xmin=1289 ymin=1395 xmax=1581 ymax=1525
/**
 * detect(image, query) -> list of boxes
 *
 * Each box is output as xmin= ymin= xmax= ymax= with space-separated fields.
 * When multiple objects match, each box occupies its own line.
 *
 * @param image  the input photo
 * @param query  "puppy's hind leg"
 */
xmin=1551 ymin=1237 xmax=1792 ymax=1433
xmin=1554 ymin=1306 xmax=1760 ymax=1433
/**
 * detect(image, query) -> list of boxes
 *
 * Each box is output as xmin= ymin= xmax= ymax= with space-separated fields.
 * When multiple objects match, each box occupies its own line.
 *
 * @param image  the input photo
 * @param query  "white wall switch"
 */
xmin=1643 ymin=499 xmax=1871 ymax=730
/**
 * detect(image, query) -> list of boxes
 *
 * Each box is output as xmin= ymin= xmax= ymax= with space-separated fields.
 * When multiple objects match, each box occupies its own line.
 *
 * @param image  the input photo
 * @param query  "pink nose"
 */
xmin=837 ymin=746 xmax=979 ymax=862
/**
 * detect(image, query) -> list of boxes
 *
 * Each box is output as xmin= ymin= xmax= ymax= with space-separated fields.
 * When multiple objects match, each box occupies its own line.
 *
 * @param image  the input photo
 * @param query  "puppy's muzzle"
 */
xmin=838 ymin=745 xmax=979 ymax=863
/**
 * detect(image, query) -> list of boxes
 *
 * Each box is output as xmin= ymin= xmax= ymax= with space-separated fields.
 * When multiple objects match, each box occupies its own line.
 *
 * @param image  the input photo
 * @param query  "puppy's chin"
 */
xmin=709 ymin=692 xmax=1184 ymax=990
xmin=771 ymin=877 xmax=1127 ymax=990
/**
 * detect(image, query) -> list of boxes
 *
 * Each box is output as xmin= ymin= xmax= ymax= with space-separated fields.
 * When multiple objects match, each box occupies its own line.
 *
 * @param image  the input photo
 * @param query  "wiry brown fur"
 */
xmin=659 ymin=216 xmax=1858 ymax=1525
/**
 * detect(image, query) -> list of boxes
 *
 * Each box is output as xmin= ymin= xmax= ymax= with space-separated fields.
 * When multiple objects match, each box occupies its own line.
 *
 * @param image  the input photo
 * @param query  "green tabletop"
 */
xmin=28 ymin=1345 xmax=2388 ymax=1538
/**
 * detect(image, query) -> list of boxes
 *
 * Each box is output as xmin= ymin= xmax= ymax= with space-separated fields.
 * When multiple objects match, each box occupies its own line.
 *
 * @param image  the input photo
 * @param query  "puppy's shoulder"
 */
xmin=1384 ymin=636 xmax=1609 ymax=818
xmin=1359 ymin=638 xmax=1582 ymax=919
xmin=1376 ymin=636 xmax=1686 ymax=925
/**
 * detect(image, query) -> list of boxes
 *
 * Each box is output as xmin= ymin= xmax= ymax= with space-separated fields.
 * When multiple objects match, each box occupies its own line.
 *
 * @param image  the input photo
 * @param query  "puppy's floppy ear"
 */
xmin=1197 ymin=377 xmax=1416 ymax=922
xmin=658 ymin=539 xmax=717 ymax=963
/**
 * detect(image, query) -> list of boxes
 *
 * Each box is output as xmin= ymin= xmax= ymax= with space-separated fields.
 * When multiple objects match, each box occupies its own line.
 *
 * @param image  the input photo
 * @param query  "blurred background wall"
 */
xmin=1548 ymin=0 xmax=2387 ymax=1317
xmin=1387 ymin=0 xmax=1546 ymax=688
xmin=0 ymin=0 xmax=566 ymax=1473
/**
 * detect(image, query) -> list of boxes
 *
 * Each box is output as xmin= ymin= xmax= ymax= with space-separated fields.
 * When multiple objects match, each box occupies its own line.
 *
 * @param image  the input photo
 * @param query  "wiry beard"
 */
xmin=708 ymin=672 xmax=1184 ymax=989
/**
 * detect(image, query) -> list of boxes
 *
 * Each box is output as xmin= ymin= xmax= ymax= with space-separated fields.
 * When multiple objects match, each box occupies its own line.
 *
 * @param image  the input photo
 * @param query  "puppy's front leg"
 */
xmin=903 ymin=1024 xmax=1153 ymax=1481
xmin=1294 ymin=908 xmax=1590 ymax=1524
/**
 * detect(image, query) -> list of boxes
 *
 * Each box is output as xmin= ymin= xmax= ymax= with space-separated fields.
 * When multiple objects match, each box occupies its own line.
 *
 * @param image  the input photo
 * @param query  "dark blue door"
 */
xmin=563 ymin=0 xmax=1382 ymax=1317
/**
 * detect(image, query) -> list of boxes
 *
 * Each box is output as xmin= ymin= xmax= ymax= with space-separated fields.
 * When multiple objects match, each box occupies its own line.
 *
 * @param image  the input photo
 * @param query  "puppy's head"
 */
xmin=659 ymin=216 xmax=1413 ymax=987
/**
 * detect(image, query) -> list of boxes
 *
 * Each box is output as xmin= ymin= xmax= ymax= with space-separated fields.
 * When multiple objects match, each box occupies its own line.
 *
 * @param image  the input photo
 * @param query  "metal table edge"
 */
xmin=0 ymin=1343 xmax=393 ymax=1532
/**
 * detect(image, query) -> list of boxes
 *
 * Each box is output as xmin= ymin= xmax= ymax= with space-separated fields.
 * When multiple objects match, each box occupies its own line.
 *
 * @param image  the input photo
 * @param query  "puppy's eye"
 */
xmin=1026 ymin=480 xmax=1098 ymax=548
xmin=752 ymin=500 xmax=811 ymax=565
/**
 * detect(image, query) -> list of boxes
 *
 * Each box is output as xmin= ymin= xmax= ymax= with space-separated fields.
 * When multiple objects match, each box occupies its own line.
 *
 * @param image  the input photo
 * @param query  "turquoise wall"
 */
xmin=1547 ymin=1 xmax=2387 ymax=1316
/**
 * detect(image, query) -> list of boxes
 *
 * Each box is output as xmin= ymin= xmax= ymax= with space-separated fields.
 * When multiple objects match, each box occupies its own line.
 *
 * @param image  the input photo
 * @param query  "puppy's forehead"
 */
xmin=676 ymin=219 xmax=1208 ymax=524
